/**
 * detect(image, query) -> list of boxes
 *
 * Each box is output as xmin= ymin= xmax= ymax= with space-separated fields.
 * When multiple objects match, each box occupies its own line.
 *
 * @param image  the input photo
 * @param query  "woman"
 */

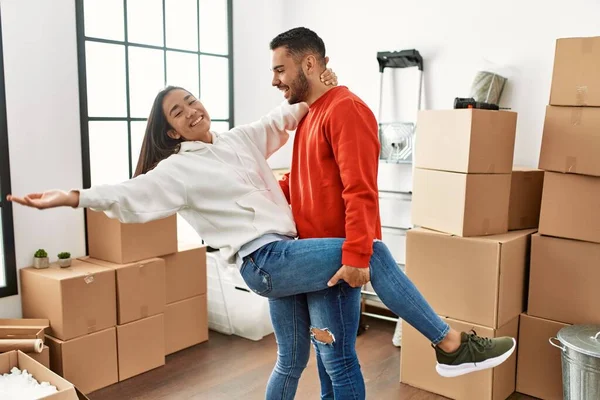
xmin=9 ymin=75 xmax=516 ymax=399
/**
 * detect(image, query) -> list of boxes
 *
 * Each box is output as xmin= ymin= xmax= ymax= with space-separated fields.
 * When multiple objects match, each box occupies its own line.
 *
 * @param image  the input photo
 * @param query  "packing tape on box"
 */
xmin=566 ymin=156 xmax=577 ymax=173
xmin=575 ymin=86 xmax=588 ymax=105
xmin=571 ymin=108 xmax=583 ymax=125
xmin=0 ymin=338 xmax=43 ymax=353
xmin=486 ymin=163 xmax=496 ymax=173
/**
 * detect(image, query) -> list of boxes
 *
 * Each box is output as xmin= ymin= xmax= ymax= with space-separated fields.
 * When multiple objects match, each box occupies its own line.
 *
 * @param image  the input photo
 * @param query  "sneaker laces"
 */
xmin=466 ymin=330 xmax=493 ymax=364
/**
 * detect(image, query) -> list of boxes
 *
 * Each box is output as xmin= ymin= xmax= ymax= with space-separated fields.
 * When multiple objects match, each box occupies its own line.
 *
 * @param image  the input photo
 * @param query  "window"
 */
xmin=76 ymin=0 xmax=233 ymax=245
xmin=76 ymin=0 xmax=233 ymax=187
xmin=0 ymin=13 xmax=18 ymax=298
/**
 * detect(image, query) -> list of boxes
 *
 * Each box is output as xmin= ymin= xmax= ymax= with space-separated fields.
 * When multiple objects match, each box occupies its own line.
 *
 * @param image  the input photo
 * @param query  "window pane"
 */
xmin=89 ymin=122 xmax=129 ymax=185
xmin=210 ymin=121 xmax=230 ymax=133
xmin=200 ymin=55 xmax=229 ymax=120
xmin=199 ymin=0 xmax=228 ymax=55
xmin=86 ymin=42 xmax=127 ymax=117
xmin=84 ymin=0 xmax=124 ymax=41
xmin=127 ymin=0 xmax=163 ymax=46
xmin=165 ymin=0 xmax=198 ymax=51
xmin=129 ymin=47 xmax=165 ymax=118
xmin=166 ymin=51 xmax=199 ymax=97
xmin=0 ymin=214 xmax=5 ymax=288
xmin=130 ymin=121 xmax=147 ymax=174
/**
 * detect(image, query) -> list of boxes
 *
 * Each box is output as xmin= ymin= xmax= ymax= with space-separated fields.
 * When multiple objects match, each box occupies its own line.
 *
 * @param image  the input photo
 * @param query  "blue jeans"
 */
xmin=240 ymin=238 xmax=450 ymax=399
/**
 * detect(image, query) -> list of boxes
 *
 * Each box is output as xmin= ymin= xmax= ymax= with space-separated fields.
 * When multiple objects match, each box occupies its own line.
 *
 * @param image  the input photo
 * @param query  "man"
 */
xmin=269 ymin=27 xmax=516 ymax=399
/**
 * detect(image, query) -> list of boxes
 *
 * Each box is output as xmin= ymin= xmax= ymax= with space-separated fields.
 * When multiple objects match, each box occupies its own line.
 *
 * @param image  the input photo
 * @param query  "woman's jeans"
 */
xmin=240 ymin=238 xmax=450 ymax=400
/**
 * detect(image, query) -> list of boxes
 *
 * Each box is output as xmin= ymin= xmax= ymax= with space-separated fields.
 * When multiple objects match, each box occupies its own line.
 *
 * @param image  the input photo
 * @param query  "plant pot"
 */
xmin=58 ymin=258 xmax=72 ymax=268
xmin=33 ymin=257 xmax=50 ymax=269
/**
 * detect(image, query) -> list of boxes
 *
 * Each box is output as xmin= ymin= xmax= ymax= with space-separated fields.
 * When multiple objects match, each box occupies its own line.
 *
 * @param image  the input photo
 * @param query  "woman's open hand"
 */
xmin=6 ymin=190 xmax=79 ymax=209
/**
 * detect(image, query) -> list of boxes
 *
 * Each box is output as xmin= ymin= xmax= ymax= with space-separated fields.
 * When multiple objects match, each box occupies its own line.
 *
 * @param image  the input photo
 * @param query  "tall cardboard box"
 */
xmin=516 ymin=313 xmax=568 ymax=400
xmin=412 ymin=169 xmax=511 ymax=236
xmin=46 ymin=327 xmax=119 ymax=395
xmin=539 ymin=106 xmax=600 ymax=177
xmin=549 ymin=36 xmax=600 ymax=106
xmin=86 ymin=210 xmax=177 ymax=264
xmin=117 ymin=314 xmax=165 ymax=381
xmin=508 ymin=167 xmax=544 ymax=230
xmin=528 ymin=234 xmax=600 ymax=325
xmin=415 ymin=109 xmax=517 ymax=174
xmin=20 ymin=260 xmax=117 ymax=341
xmin=539 ymin=172 xmax=600 ymax=244
xmin=161 ymin=244 xmax=207 ymax=304
xmin=165 ymin=294 xmax=208 ymax=355
xmin=406 ymin=228 xmax=534 ymax=328
xmin=400 ymin=316 xmax=519 ymax=400
xmin=79 ymin=257 xmax=166 ymax=325
xmin=0 ymin=350 xmax=78 ymax=400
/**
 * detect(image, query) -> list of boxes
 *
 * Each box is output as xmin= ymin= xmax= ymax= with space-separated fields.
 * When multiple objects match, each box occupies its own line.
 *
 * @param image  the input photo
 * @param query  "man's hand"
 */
xmin=327 ymin=265 xmax=370 ymax=288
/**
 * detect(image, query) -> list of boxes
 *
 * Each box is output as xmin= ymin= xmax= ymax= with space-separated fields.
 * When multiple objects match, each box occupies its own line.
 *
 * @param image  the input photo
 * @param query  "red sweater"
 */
xmin=279 ymin=86 xmax=382 ymax=268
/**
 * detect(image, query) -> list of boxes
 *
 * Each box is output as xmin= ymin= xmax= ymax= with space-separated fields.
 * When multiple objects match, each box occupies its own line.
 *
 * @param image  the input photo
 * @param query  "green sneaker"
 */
xmin=434 ymin=331 xmax=516 ymax=378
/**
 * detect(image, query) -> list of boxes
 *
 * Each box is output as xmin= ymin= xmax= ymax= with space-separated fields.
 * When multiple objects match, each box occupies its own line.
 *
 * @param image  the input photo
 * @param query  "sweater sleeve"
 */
xmin=77 ymin=161 xmax=187 ymax=224
xmin=325 ymin=99 xmax=380 ymax=268
xmin=235 ymin=101 xmax=309 ymax=159
xmin=278 ymin=172 xmax=291 ymax=204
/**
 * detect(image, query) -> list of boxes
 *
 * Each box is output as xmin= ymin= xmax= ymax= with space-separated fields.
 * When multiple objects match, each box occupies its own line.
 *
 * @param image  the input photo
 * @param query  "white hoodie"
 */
xmin=78 ymin=102 xmax=309 ymax=264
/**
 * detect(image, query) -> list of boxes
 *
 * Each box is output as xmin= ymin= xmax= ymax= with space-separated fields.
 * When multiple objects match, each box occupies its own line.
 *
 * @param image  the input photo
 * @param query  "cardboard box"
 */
xmin=162 ymin=244 xmax=207 ymax=304
xmin=87 ymin=210 xmax=177 ymax=264
xmin=412 ymin=168 xmax=511 ymax=236
xmin=0 ymin=350 xmax=78 ymax=399
xmin=165 ymin=294 xmax=208 ymax=355
xmin=0 ymin=318 xmax=49 ymax=341
xmin=406 ymin=228 xmax=534 ymax=328
xmin=550 ymin=36 xmax=600 ymax=106
xmin=539 ymin=172 xmax=600 ymax=243
xmin=79 ymin=256 xmax=166 ymax=325
xmin=508 ymin=167 xmax=544 ymax=230
xmin=28 ymin=344 xmax=50 ymax=369
xmin=46 ymin=327 xmax=118 ymax=395
xmin=116 ymin=314 xmax=165 ymax=381
xmin=539 ymin=105 xmax=600 ymax=177
xmin=516 ymin=313 xmax=568 ymax=400
xmin=415 ymin=109 xmax=517 ymax=174
xmin=528 ymin=234 xmax=600 ymax=325
xmin=20 ymin=260 xmax=117 ymax=341
xmin=400 ymin=316 xmax=519 ymax=400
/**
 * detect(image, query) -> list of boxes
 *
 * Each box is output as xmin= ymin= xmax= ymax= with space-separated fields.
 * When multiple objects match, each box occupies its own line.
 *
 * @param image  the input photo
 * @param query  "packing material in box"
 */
xmin=46 ymin=327 xmax=118 ymax=395
xmin=165 ymin=294 xmax=208 ymax=355
xmin=117 ymin=314 xmax=165 ymax=381
xmin=79 ymin=256 xmax=165 ymax=325
xmin=406 ymin=228 xmax=534 ymax=328
xmin=412 ymin=168 xmax=511 ymax=236
xmin=161 ymin=244 xmax=207 ymax=304
xmin=400 ymin=316 xmax=519 ymax=400
xmin=528 ymin=234 xmax=600 ymax=325
xmin=550 ymin=36 xmax=600 ymax=106
xmin=516 ymin=313 xmax=568 ymax=400
xmin=539 ymin=105 xmax=600 ymax=177
xmin=508 ymin=167 xmax=544 ymax=230
xmin=20 ymin=260 xmax=116 ymax=341
xmin=86 ymin=210 xmax=177 ymax=264
xmin=0 ymin=350 xmax=78 ymax=400
xmin=539 ymin=172 xmax=600 ymax=244
xmin=415 ymin=109 xmax=517 ymax=174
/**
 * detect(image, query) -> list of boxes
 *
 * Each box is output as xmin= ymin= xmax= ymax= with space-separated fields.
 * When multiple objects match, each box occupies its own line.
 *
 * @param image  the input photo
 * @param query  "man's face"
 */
xmin=271 ymin=46 xmax=309 ymax=104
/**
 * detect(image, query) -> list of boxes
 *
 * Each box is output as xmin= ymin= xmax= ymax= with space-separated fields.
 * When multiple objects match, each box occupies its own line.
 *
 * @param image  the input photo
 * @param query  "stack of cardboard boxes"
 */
xmin=20 ymin=211 xmax=208 ymax=395
xmin=400 ymin=108 xmax=544 ymax=399
xmin=516 ymin=35 xmax=600 ymax=400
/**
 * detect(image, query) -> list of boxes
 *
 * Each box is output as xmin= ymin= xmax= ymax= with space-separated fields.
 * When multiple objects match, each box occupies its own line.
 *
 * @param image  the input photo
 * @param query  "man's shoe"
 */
xmin=434 ymin=331 xmax=516 ymax=378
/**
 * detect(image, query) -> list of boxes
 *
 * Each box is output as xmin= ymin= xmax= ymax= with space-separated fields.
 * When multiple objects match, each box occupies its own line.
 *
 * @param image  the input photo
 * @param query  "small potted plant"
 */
xmin=57 ymin=252 xmax=72 ymax=268
xmin=33 ymin=249 xmax=49 ymax=269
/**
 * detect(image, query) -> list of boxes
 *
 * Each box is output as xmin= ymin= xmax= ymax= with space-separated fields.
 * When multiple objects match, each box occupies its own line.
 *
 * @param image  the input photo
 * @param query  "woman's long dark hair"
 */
xmin=133 ymin=86 xmax=187 ymax=177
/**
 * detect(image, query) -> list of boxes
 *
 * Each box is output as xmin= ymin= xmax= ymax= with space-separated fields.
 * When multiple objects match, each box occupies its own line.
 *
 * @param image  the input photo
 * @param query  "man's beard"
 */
xmin=287 ymin=69 xmax=310 ymax=104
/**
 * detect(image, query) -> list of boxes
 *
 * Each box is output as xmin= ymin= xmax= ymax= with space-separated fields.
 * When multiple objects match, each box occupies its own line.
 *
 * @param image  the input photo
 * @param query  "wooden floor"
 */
xmin=89 ymin=317 xmax=536 ymax=400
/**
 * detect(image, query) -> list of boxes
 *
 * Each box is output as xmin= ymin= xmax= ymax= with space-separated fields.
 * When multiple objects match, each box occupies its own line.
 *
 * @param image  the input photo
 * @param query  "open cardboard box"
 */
xmin=0 ymin=350 xmax=78 ymax=399
xmin=0 ymin=318 xmax=51 ymax=368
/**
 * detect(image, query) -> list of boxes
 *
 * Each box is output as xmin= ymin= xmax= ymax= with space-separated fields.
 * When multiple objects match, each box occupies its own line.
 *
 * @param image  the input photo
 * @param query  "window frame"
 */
xmin=0 ymin=12 xmax=18 ymax=299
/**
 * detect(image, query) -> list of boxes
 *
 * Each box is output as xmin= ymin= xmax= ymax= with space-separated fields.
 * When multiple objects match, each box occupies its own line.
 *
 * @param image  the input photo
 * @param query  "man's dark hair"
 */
xmin=270 ymin=27 xmax=326 ymax=66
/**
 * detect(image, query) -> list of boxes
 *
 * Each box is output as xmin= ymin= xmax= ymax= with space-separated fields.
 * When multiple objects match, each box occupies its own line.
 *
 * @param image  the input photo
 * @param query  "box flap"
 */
xmin=22 ymin=260 xmax=116 ymax=280
xmin=0 ymin=318 xmax=49 ymax=329
xmin=410 ymin=227 xmax=536 ymax=244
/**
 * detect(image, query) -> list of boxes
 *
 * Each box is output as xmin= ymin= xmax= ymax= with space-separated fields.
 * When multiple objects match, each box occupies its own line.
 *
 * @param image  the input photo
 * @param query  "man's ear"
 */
xmin=167 ymin=129 xmax=181 ymax=140
xmin=324 ymin=56 xmax=330 ymax=66
xmin=304 ymin=54 xmax=317 ymax=75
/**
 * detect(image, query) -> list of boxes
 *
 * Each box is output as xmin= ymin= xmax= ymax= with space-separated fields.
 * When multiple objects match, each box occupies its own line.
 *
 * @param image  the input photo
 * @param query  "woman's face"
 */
xmin=162 ymin=89 xmax=212 ymax=143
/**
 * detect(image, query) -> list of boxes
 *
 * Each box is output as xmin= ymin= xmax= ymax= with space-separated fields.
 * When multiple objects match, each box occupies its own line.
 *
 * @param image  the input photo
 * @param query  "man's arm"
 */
xmin=326 ymin=98 xmax=380 ymax=268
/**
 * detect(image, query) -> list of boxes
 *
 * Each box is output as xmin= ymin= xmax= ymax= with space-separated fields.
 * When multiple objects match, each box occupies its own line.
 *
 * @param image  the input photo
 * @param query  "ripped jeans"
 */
xmin=240 ymin=238 xmax=450 ymax=400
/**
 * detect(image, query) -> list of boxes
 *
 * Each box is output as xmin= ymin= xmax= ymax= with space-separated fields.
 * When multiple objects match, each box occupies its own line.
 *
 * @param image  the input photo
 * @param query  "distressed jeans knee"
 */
xmin=311 ymin=327 xmax=335 ymax=345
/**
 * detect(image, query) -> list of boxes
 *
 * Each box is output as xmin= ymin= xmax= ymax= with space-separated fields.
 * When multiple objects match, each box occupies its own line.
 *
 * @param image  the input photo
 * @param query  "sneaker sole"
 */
xmin=435 ymin=338 xmax=516 ymax=378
